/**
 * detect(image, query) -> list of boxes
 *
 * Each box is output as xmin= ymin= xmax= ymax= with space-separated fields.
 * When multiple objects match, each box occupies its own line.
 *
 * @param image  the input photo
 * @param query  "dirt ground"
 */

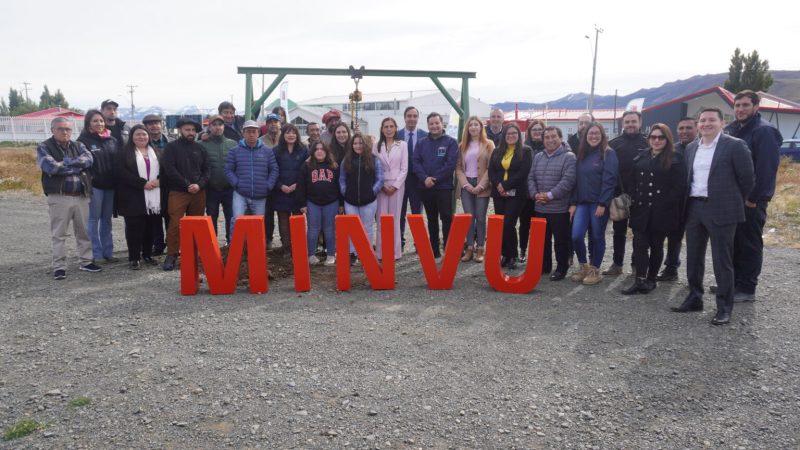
xmin=1 ymin=191 xmax=799 ymax=449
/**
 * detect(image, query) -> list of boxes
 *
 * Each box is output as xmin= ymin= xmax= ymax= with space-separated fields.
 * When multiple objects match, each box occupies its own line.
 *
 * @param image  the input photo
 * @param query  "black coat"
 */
xmin=488 ymin=144 xmax=533 ymax=196
xmin=629 ymin=150 xmax=687 ymax=233
xmin=77 ymin=131 xmax=120 ymax=190
xmin=114 ymin=147 xmax=165 ymax=217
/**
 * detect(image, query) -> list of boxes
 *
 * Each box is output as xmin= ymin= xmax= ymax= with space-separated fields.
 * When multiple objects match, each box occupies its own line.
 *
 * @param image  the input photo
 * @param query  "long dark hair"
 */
xmin=343 ymin=133 xmax=375 ymax=173
xmin=330 ymin=122 xmax=351 ymax=160
xmin=577 ymin=122 xmax=609 ymax=161
xmin=122 ymin=124 xmax=161 ymax=165
xmin=648 ymin=123 xmax=675 ymax=170
xmin=376 ymin=117 xmax=399 ymax=153
xmin=83 ymin=109 xmax=104 ymax=134
xmin=307 ymin=140 xmax=338 ymax=170
xmin=276 ymin=123 xmax=305 ymax=155
xmin=491 ymin=123 xmax=525 ymax=163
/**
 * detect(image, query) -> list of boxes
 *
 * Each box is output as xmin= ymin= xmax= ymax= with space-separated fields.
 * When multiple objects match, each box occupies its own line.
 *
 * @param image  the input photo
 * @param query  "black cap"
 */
xmin=100 ymin=99 xmax=119 ymax=109
xmin=176 ymin=116 xmax=201 ymax=132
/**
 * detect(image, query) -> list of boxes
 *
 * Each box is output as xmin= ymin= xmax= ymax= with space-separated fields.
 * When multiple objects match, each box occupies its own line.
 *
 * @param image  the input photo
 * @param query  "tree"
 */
xmin=0 ymin=98 xmax=8 ymax=115
xmin=724 ymin=48 xmax=774 ymax=93
xmin=52 ymin=89 xmax=69 ymax=108
xmin=39 ymin=84 xmax=52 ymax=109
xmin=8 ymin=88 xmax=22 ymax=111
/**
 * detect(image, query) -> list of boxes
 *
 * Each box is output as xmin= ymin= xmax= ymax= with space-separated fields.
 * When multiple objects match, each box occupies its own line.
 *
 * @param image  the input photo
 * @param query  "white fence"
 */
xmin=0 ymin=117 xmax=86 ymax=143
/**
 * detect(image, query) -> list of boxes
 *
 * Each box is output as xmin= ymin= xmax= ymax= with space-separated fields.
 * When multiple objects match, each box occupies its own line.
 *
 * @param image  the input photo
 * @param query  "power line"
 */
xmin=126 ymin=85 xmax=138 ymax=120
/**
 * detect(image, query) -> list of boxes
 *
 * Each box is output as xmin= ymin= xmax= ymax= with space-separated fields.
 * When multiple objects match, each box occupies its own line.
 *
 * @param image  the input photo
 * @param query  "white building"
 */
xmin=294 ymin=89 xmax=492 ymax=136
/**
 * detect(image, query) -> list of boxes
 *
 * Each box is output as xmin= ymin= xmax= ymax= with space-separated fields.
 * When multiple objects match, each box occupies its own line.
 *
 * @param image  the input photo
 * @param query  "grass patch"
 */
xmin=765 ymin=157 xmax=800 ymax=248
xmin=68 ymin=396 xmax=92 ymax=408
xmin=3 ymin=419 xmax=46 ymax=441
xmin=0 ymin=145 xmax=41 ymax=194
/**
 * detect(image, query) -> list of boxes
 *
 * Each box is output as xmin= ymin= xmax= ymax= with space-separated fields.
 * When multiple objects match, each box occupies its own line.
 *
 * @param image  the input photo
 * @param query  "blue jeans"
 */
xmin=231 ymin=191 xmax=266 ymax=237
xmin=206 ymin=188 xmax=233 ymax=244
xmin=88 ymin=187 xmax=114 ymax=259
xmin=571 ymin=202 xmax=609 ymax=268
xmin=344 ymin=200 xmax=377 ymax=254
xmin=306 ymin=201 xmax=338 ymax=256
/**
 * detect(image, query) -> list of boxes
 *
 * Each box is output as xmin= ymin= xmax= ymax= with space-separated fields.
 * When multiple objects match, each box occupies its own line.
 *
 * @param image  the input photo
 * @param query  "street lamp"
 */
xmin=585 ymin=25 xmax=603 ymax=114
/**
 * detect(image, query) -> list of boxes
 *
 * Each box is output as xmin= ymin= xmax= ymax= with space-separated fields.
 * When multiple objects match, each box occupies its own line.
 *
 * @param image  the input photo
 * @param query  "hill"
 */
xmin=495 ymin=70 xmax=800 ymax=111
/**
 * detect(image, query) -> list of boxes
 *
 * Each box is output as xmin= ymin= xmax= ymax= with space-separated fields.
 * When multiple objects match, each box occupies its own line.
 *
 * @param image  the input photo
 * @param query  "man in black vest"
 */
xmin=36 ymin=117 xmax=103 ymax=279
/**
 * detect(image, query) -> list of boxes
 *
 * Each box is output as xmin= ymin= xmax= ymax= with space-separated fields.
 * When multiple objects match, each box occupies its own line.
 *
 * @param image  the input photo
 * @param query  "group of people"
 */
xmin=38 ymin=89 xmax=782 ymax=325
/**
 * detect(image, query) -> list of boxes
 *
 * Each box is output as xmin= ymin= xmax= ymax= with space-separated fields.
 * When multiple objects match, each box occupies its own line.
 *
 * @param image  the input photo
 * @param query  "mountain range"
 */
xmin=493 ymin=70 xmax=800 ymax=111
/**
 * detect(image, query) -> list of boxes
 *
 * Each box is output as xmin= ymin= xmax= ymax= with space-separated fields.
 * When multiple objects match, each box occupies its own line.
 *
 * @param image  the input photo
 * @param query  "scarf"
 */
xmin=94 ymin=129 xmax=111 ymax=139
xmin=136 ymin=146 xmax=161 ymax=214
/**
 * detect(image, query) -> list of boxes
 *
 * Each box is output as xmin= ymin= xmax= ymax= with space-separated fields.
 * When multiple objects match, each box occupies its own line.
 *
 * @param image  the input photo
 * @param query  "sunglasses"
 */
xmin=648 ymin=135 xmax=667 ymax=141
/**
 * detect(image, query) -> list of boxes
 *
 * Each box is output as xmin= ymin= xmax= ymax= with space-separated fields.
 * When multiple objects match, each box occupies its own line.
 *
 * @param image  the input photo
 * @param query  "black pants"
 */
xmin=265 ymin=202 xmax=275 ymax=245
xmin=400 ymin=177 xmax=423 ymax=248
xmin=518 ymin=199 xmax=535 ymax=255
xmin=124 ymin=214 xmax=161 ymax=261
xmin=734 ymin=201 xmax=768 ymax=294
xmin=664 ymin=220 xmax=685 ymax=270
xmin=612 ymin=217 xmax=629 ymax=266
xmin=535 ymin=211 xmax=570 ymax=274
xmin=420 ymin=189 xmax=453 ymax=252
xmin=493 ymin=194 xmax=525 ymax=259
xmin=632 ymin=228 xmax=668 ymax=280
xmin=684 ymin=199 xmax=737 ymax=315
xmin=152 ymin=215 xmax=166 ymax=252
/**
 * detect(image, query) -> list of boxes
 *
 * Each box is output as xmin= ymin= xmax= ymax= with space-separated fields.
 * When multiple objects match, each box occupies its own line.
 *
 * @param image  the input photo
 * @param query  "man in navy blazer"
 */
xmin=398 ymin=106 xmax=428 ymax=251
xmin=671 ymin=107 xmax=754 ymax=325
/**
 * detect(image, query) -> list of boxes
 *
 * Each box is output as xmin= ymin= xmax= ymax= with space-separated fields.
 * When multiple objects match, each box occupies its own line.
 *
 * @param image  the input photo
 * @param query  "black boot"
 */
xmin=506 ymin=257 xmax=518 ymax=270
xmin=641 ymin=278 xmax=657 ymax=294
xmin=656 ymin=267 xmax=678 ymax=281
xmin=622 ymin=277 xmax=647 ymax=295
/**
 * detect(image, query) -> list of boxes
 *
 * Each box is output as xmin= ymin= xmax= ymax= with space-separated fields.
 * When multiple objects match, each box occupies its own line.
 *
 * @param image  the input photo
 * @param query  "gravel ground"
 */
xmin=1 ymin=191 xmax=799 ymax=449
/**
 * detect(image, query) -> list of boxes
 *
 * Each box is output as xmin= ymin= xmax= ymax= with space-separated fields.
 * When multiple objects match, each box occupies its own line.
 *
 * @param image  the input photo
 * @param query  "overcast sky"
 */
xmin=2 ymin=0 xmax=796 ymax=112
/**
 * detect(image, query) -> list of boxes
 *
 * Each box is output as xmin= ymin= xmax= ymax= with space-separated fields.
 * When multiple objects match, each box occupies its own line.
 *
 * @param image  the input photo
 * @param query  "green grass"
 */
xmin=68 ymin=397 xmax=92 ymax=408
xmin=3 ymin=419 xmax=46 ymax=441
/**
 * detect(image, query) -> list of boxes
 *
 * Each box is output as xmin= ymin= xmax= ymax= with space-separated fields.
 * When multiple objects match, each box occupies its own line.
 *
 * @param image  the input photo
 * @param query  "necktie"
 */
xmin=408 ymin=132 xmax=414 ymax=154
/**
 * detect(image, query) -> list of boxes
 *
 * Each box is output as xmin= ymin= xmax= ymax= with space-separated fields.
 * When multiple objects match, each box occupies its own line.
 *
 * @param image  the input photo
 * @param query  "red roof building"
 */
xmin=18 ymin=107 xmax=84 ymax=119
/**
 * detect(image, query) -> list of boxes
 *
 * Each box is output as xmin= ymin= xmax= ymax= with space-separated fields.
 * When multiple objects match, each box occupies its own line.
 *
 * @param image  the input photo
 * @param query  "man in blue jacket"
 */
xmin=724 ymin=90 xmax=782 ymax=302
xmin=224 ymin=120 xmax=279 ymax=236
xmin=412 ymin=112 xmax=459 ymax=258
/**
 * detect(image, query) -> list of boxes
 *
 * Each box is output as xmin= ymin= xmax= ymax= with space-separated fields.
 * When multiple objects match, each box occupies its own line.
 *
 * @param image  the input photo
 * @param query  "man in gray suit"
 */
xmin=670 ymin=107 xmax=754 ymax=325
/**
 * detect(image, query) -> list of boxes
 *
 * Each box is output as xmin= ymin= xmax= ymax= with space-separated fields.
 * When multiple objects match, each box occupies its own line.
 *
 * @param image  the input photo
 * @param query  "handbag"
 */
xmin=609 ymin=173 xmax=631 ymax=222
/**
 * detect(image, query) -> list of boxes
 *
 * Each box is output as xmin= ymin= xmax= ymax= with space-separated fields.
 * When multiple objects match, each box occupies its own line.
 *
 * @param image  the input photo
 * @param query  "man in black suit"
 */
xmin=671 ymin=107 xmax=754 ymax=325
xmin=398 ymin=106 xmax=428 ymax=251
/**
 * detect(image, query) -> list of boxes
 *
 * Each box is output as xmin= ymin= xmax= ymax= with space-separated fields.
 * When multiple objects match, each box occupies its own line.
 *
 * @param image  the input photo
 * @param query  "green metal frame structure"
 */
xmin=237 ymin=67 xmax=476 ymax=138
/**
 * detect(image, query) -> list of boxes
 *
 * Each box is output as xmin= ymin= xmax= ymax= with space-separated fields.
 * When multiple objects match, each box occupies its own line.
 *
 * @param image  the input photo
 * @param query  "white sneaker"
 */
xmin=308 ymin=255 xmax=320 ymax=264
xmin=324 ymin=256 xmax=336 ymax=266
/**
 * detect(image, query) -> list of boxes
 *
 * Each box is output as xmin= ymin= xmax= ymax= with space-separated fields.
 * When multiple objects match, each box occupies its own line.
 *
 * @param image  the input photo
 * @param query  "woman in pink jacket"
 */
xmin=372 ymin=117 xmax=408 ymax=260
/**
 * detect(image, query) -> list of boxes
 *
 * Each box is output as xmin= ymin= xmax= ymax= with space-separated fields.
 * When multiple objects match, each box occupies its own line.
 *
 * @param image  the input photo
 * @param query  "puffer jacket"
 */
xmin=77 ymin=130 xmax=119 ymax=190
xmin=224 ymin=139 xmax=279 ymax=199
xmin=724 ymin=111 xmax=782 ymax=202
xmin=527 ymin=143 xmax=577 ymax=213
xmin=201 ymin=134 xmax=238 ymax=191
xmin=271 ymin=144 xmax=310 ymax=211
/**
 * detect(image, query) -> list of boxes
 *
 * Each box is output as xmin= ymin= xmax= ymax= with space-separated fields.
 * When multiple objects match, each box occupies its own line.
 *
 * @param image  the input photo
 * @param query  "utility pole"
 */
xmin=126 ymin=85 xmax=137 ymax=120
xmin=586 ymin=25 xmax=603 ymax=114
xmin=21 ymin=82 xmax=32 ymax=102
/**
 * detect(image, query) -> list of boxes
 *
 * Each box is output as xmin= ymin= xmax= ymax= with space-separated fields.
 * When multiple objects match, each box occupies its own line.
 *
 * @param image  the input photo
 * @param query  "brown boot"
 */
xmin=461 ymin=247 xmax=474 ymax=262
xmin=570 ymin=263 xmax=591 ymax=282
xmin=473 ymin=247 xmax=485 ymax=263
xmin=583 ymin=265 xmax=604 ymax=285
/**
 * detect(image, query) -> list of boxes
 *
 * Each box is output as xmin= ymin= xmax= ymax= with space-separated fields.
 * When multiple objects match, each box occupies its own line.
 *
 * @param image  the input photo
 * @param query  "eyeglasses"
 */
xmin=506 ymin=131 xmax=519 ymax=135
xmin=648 ymin=135 xmax=667 ymax=141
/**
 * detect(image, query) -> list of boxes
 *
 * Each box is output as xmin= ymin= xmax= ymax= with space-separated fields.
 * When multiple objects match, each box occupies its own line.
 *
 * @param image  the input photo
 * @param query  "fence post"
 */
xmin=10 ymin=117 xmax=16 ymax=143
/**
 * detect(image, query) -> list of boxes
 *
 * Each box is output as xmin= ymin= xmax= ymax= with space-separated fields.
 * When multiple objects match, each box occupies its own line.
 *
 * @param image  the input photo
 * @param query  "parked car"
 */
xmin=780 ymin=139 xmax=800 ymax=162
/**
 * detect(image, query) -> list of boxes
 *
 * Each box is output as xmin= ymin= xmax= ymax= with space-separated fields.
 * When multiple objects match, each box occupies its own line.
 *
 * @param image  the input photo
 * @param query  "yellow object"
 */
xmin=501 ymin=144 xmax=515 ymax=181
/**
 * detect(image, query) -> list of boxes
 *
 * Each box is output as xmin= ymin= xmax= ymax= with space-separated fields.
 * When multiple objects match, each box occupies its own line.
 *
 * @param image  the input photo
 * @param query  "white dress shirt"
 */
xmin=690 ymin=131 xmax=721 ymax=197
